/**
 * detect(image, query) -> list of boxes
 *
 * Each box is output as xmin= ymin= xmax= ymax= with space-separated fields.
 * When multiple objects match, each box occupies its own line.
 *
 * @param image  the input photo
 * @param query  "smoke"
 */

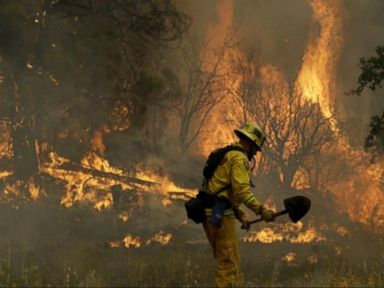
xmin=338 ymin=1 xmax=384 ymax=143
xmin=184 ymin=0 xmax=384 ymax=145
xmin=1 ymin=1 xmax=384 ymax=285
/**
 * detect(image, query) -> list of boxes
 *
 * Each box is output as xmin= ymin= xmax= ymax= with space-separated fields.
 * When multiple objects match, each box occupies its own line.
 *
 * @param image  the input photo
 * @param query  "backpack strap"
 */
xmin=201 ymin=145 xmax=248 ymax=196
xmin=211 ymin=145 xmax=246 ymax=195
xmin=213 ymin=184 xmax=230 ymax=195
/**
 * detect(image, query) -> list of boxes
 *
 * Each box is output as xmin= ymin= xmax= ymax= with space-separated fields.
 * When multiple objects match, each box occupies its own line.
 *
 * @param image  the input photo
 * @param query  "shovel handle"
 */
xmin=248 ymin=209 xmax=288 ymax=225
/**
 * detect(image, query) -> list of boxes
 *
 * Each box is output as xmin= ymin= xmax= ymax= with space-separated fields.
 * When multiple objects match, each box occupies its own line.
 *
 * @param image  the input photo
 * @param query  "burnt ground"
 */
xmin=0 ymin=193 xmax=383 ymax=287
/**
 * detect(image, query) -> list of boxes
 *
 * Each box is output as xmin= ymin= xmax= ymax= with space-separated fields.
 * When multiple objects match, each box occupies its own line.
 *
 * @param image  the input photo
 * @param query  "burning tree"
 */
xmin=176 ymin=37 xmax=228 ymax=152
xmin=0 ymin=0 xmax=192 ymax=202
xmin=228 ymin=48 xmax=336 ymax=192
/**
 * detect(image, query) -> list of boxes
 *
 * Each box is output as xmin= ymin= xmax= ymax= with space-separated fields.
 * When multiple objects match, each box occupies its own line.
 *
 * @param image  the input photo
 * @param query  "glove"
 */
xmin=233 ymin=206 xmax=251 ymax=230
xmin=240 ymin=219 xmax=251 ymax=231
xmin=260 ymin=206 xmax=275 ymax=222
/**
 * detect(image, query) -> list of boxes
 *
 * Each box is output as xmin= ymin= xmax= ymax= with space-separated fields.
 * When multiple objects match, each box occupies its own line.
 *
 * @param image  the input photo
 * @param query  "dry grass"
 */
xmin=0 ymin=202 xmax=383 ymax=287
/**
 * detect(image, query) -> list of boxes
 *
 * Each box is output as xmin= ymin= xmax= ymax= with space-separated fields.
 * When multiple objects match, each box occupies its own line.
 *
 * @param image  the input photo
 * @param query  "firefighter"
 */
xmin=202 ymin=122 xmax=275 ymax=287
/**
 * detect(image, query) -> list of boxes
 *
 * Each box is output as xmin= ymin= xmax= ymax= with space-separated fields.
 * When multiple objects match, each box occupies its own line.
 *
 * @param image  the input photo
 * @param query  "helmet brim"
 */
xmin=234 ymin=129 xmax=262 ymax=151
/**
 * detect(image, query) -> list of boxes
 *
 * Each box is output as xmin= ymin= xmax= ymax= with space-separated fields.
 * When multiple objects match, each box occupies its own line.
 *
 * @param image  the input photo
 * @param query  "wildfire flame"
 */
xmin=135 ymin=170 xmax=197 ymax=205
xmin=119 ymin=212 xmax=129 ymax=222
xmin=146 ymin=231 xmax=173 ymax=246
xmin=197 ymin=0 xmax=236 ymax=156
xmin=109 ymin=231 xmax=173 ymax=249
xmin=39 ymin=149 xmax=197 ymax=211
xmin=296 ymin=0 xmax=343 ymax=120
xmin=199 ymin=0 xmax=384 ymax=232
xmin=122 ymin=235 xmax=141 ymax=248
xmin=0 ymin=170 xmax=12 ymax=179
xmin=0 ymin=120 xmax=13 ymax=158
xmin=296 ymin=0 xmax=384 ymax=232
xmin=282 ymin=252 xmax=296 ymax=263
xmin=242 ymin=222 xmax=327 ymax=244
xmin=0 ymin=0 xmax=382 ymax=251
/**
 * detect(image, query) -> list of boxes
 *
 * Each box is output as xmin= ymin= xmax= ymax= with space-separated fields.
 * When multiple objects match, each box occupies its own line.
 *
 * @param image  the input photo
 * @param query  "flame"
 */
xmin=296 ymin=0 xmax=342 ymax=120
xmin=28 ymin=182 xmax=40 ymax=201
xmin=289 ymin=226 xmax=327 ymax=244
xmin=39 ymin=130 xmax=137 ymax=209
xmin=242 ymin=222 xmax=327 ymax=244
xmin=109 ymin=241 xmax=121 ymax=248
xmin=329 ymin=162 xmax=384 ymax=230
xmin=146 ymin=231 xmax=173 ymax=246
xmin=0 ymin=170 xmax=12 ymax=179
xmin=110 ymin=101 xmax=130 ymax=131
xmin=135 ymin=170 xmax=197 ymax=205
xmin=197 ymin=0 xmax=236 ymax=156
xmin=92 ymin=193 xmax=113 ymax=211
xmin=27 ymin=60 xmax=33 ymax=69
xmin=295 ymin=0 xmax=384 ymax=231
xmin=40 ymin=149 xmax=197 ymax=211
xmin=81 ymin=151 xmax=123 ymax=176
xmin=0 ymin=0 xmax=381 ymax=244
xmin=122 ymin=235 xmax=141 ymax=248
xmin=0 ymin=120 xmax=13 ymax=158
xmin=336 ymin=226 xmax=349 ymax=237
xmin=110 ymin=231 xmax=172 ymax=249
xmin=40 ymin=151 xmax=134 ymax=209
xmin=282 ymin=252 xmax=296 ymax=263
xmin=1 ymin=179 xmax=43 ymax=202
xmin=3 ymin=181 xmax=22 ymax=198
xmin=119 ymin=212 xmax=129 ymax=222
xmin=90 ymin=129 xmax=108 ymax=155
xmin=243 ymin=228 xmax=283 ymax=244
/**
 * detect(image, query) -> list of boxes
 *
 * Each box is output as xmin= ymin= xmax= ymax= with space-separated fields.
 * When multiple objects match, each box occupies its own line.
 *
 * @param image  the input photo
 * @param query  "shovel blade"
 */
xmin=284 ymin=195 xmax=311 ymax=223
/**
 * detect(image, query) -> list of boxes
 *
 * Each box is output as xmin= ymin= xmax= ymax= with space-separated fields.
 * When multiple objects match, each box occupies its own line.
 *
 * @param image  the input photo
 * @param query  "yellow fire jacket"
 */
xmin=204 ymin=143 xmax=262 ymax=219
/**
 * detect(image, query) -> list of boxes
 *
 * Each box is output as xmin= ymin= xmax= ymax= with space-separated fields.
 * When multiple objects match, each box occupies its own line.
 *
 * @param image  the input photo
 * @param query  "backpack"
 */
xmin=184 ymin=145 xmax=246 ymax=224
xmin=203 ymin=145 xmax=246 ymax=180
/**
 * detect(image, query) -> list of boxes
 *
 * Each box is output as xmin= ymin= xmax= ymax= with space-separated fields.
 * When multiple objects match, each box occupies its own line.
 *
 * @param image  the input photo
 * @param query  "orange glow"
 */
xmin=3 ymin=181 xmax=22 ymax=198
xmin=40 ymin=149 xmax=197 ymax=211
xmin=123 ymin=235 xmax=141 ymax=248
xmin=110 ymin=231 xmax=172 ymax=249
xmin=146 ymin=231 xmax=173 ymax=246
xmin=242 ymin=222 xmax=327 ymax=244
xmin=0 ymin=0 xmax=383 ymax=246
xmin=109 ymin=241 xmax=120 ymax=248
xmin=135 ymin=169 xmax=197 ymax=205
xmin=0 ymin=120 xmax=13 ymax=158
xmin=197 ymin=0 xmax=236 ymax=156
xmin=40 ymin=152 xmax=126 ymax=209
xmin=0 ymin=170 xmax=12 ymax=179
xmin=296 ymin=0 xmax=342 ymax=120
xmin=119 ymin=212 xmax=129 ymax=222
xmin=294 ymin=0 xmax=384 ymax=231
xmin=28 ymin=182 xmax=40 ymax=201
xmin=336 ymin=226 xmax=349 ymax=237
xmin=282 ymin=252 xmax=296 ymax=263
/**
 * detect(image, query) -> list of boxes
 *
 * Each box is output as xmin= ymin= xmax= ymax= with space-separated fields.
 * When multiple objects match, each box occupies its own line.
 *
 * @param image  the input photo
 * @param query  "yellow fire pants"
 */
xmin=203 ymin=216 xmax=242 ymax=287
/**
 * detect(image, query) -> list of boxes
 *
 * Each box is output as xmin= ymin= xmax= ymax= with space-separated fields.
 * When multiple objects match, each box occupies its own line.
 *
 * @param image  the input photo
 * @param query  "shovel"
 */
xmin=248 ymin=195 xmax=311 ymax=226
